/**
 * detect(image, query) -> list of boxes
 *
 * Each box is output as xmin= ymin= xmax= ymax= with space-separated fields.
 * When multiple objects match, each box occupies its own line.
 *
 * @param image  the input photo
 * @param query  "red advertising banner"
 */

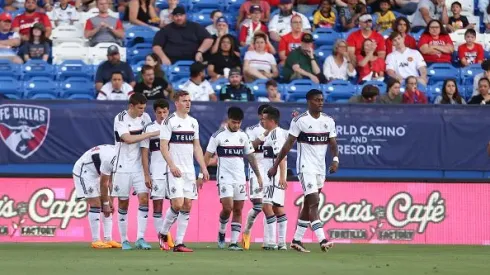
xmin=0 ymin=178 xmax=489 ymax=245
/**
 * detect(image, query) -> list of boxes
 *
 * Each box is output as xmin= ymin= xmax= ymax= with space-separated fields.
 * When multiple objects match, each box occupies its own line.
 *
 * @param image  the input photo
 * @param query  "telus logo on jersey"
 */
xmin=217 ymin=146 xmax=244 ymax=157
xmin=170 ymin=131 xmax=194 ymax=143
xmin=0 ymin=104 xmax=50 ymax=159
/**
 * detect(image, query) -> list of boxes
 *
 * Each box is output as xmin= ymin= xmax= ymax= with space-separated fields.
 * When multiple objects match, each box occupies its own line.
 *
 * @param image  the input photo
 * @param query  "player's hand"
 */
xmin=329 ymin=161 xmax=339 ymax=174
xmin=144 ymin=174 xmax=152 ymax=189
xmin=102 ymin=203 xmax=111 ymax=217
xmin=279 ymin=178 xmax=288 ymax=189
xmin=257 ymin=177 xmax=263 ymax=190
xmin=267 ymin=166 xmax=278 ymax=178
xmin=170 ymin=165 xmax=182 ymax=178
xmin=197 ymin=178 xmax=203 ymax=191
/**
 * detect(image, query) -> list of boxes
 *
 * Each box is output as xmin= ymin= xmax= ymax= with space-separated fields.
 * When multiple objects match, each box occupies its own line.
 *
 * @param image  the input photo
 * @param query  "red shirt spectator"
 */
xmin=385 ymin=34 xmax=417 ymax=54
xmin=346 ymin=26 xmax=386 ymax=57
xmin=266 ymin=0 xmax=280 ymax=6
xmin=402 ymin=89 xmax=428 ymax=104
xmin=458 ymin=43 xmax=484 ymax=66
xmin=12 ymin=11 xmax=51 ymax=38
xmin=279 ymin=32 xmax=303 ymax=57
xmin=356 ymin=55 xmax=385 ymax=82
xmin=418 ymin=33 xmax=453 ymax=63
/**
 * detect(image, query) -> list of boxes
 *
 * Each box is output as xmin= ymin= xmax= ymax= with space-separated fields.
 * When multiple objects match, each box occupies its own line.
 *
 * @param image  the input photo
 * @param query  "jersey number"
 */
xmin=264 ymin=186 xmax=274 ymax=199
xmin=239 ymin=185 xmax=245 ymax=194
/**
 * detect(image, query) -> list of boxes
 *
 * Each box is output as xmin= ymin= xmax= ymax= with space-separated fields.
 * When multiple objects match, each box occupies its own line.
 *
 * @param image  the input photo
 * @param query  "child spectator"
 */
xmin=402 ymin=76 xmax=428 ymax=104
xmin=240 ymin=5 xmax=268 ymax=46
xmin=52 ymin=0 xmax=79 ymax=27
xmin=375 ymin=0 xmax=395 ymax=33
xmin=22 ymin=23 xmax=50 ymax=62
xmin=206 ymin=10 xmax=223 ymax=36
xmin=160 ymin=0 xmax=178 ymax=28
xmin=447 ymin=1 xmax=471 ymax=32
xmin=313 ymin=0 xmax=336 ymax=29
xmin=263 ymin=79 xmax=282 ymax=102
xmin=356 ymin=38 xmax=385 ymax=82
xmin=458 ymin=29 xmax=484 ymax=67
xmin=236 ymin=0 xmax=271 ymax=30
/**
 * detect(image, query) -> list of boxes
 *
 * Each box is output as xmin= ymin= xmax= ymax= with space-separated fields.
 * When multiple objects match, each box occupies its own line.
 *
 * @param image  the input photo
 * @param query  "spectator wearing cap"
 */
xmin=411 ymin=0 xmax=449 ymax=33
xmin=152 ymin=6 xmax=213 ymax=65
xmin=240 ymin=5 xmax=269 ymax=47
xmin=268 ymin=0 xmax=311 ymax=43
xmin=12 ymin=0 xmax=52 ymax=41
xmin=97 ymin=71 xmax=134 ymax=101
xmin=159 ymin=0 xmax=179 ymax=28
xmin=181 ymin=62 xmax=218 ymax=101
xmin=208 ymin=34 xmax=242 ymax=82
xmin=84 ymin=0 xmax=125 ymax=46
xmin=0 ymin=12 xmax=22 ymax=64
xmin=243 ymin=32 xmax=279 ymax=82
xmin=472 ymin=60 xmax=490 ymax=97
xmin=278 ymin=14 xmax=305 ymax=65
xmin=348 ymin=84 xmax=380 ymax=103
xmin=21 ymin=23 xmax=50 ymax=62
xmin=219 ymin=68 xmax=255 ymax=102
xmin=346 ymin=13 xmax=386 ymax=66
xmin=282 ymin=33 xmax=324 ymax=83
xmin=205 ymin=10 xmax=223 ymax=36
xmin=209 ymin=17 xmax=240 ymax=56
xmin=52 ymin=0 xmax=80 ymax=27
xmin=95 ymin=45 xmax=135 ymax=92
xmin=236 ymin=0 xmax=270 ymax=30
xmin=134 ymin=65 xmax=172 ymax=100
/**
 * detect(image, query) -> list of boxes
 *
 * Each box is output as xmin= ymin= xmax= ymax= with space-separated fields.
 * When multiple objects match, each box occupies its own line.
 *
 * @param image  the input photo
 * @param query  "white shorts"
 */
xmin=263 ymin=176 xmax=285 ymax=206
xmin=248 ymin=173 xmax=263 ymax=200
xmin=167 ymin=172 xmax=197 ymax=200
xmin=111 ymin=172 xmax=148 ymax=198
xmin=73 ymin=174 xmax=100 ymax=199
xmin=150 ymin=178 xmax=167 ymax=200
xmin=218 ymin=180 xmax=247 ymax=201
xmin=298 ymin=173 xmax=325 ymax=196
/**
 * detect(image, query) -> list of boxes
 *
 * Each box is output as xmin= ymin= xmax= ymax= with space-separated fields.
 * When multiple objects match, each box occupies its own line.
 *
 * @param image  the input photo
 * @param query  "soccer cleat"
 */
xmin=290 ymin=240 xmax=310 ymax=253
xmin=121 ymin=240 xmax=133 ymax=250
xmin=104 ymin=240 xmax=122 ymax=248
xmin=167 ymin=232 xmax=175 ymax=248
xmin=158 ymin=233 xmax=171 ymax=251
xmin=228 ymin=243 xmax=244 ymax=251
xmin=91 ymin=240 xmax=112 ymax=249
xmin=241 ymin=232 xmax=251 ymax=250
xmin=320 ymin=239 xmax=334 ymax=252
xmin=278 ymin=244 xmax=287 ymax=250
xmin=173 ymin=244 xmax=193 ymax=252
xmin=218 ymin=233 xmax=226 ymax=249
xmin=135 ymin=238 xmax=152 ymax=250
xmin=262 ymin=244 xmax=277 ymax=250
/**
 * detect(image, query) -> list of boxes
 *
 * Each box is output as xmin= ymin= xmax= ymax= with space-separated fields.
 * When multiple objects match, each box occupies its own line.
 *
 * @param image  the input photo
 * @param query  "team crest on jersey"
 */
xmin=88 ymin=187 xmax=94 ymax=194
xmin=154 ymin=185 xmax=159 ymax=191
xmin=0 ymin=104 xmax=50 ymax=159
xmin=114 ymin=186 xmax=120 ymax=192
xmin=171 ymin=187 xmax=176 ymax=193
xmin=221 ymin=186 xmax=226 ymax=194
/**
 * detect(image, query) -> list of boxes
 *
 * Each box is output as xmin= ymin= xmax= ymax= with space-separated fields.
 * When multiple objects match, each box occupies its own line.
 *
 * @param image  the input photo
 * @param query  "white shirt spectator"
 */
xmin=97 ymin=82 xmax=134 ymax=100
xmin=322 ymin=55 xmax=357 ymax=81
xmin=181 ymin=79 xmax=215 ymax=101
xmin=411 ymin=0 xmax=445 ymax=28
xmin=268 ymin=11 xmax=311 ymax=37
xmin=206 ymin=24 xmax=217 ymax=36
xmin=386 ymin=48 xmax=426 ymax=80
xmin=52 ymin=3 xmax=79 ymax=26
xmin=244 ymin=50 xmax=277 ymax=73
xmin=159 ymin=9 xmax=173 ymax=26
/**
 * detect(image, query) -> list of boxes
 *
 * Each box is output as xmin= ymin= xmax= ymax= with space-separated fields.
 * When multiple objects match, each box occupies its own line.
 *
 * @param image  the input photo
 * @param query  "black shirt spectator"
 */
xmin=219 ymin=68 xmax=254 ymax=101
xmin=95 ymin=45 xmax=135 ymax=91
xmin=134 ymin=65 xmax=170 ymax=99
xmin=208 ymin=34 xmax=242 ymax=82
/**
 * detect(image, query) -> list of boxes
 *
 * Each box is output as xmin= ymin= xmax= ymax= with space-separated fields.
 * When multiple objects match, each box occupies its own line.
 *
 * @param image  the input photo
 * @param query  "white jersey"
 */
xmin=140 ymin=120 xmax=167 ymax=179
xmin=206 ymin=126 xmax=254 ymax=183
xmin=245 ymin=122 xmax=265 ymax=176
xmin=262 ymin=127 xmax=287 ymax=182
xmin=73 ymin=144 xmax=115 ymax=177
xmin=113 ymin=110 xmax=152 ymax=173
xmin=289 ymin=111 xmax=337 ymax=175
xmin=160 ymin=112 xmax=199 ymax=174
xmin=52 ymin=3 xmax=79 ymax=26
xmin=181 ymin=79 xmax=214 ymax=101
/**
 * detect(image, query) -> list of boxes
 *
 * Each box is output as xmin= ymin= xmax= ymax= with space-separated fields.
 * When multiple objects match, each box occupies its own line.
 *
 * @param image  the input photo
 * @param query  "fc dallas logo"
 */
xmin=0 ymin=104 xmax=50 ymax=159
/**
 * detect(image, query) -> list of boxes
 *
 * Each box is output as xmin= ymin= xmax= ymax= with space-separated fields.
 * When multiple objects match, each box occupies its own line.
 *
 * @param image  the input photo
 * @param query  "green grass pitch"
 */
xmin=1 ymin=243 xmax=490 ymax=275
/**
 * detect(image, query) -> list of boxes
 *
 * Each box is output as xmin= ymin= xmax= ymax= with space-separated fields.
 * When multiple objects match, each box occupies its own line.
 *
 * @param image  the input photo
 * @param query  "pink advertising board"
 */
xmin=1 ymin=178 xmax=489 ymax=245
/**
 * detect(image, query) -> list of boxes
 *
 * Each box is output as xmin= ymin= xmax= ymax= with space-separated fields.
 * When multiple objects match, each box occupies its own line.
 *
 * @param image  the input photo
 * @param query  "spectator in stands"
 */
xmin=247 ymin=30 xmax=277 ymax=54
xmin=434 ymin=78 xmax=466 ymax=104
xmin=209 ymin=17 xmax=240 ymax=56
xmin=312 ymin=0 xmax=336 ymax=30
xmin=97 ymin=71 xmax=134 ymax=100
xmin=208 ymin=34 xmax=242 ymax=82
xmin=268 ymin=0 xmax=311 ymax=43
xmin=375 ymin=0 xmax=395 ymax=33
xmin=356 ymin=38 xmax=385 ymax=82
xmin=0 ymin=13 xmax=23 ymax=64
xmin=236 ymin=0 xmax=270 ymax=30
xmin=137 ymin=53 xmax=168 ymax=82
xmin=458 ymin=29 xmax=484 ymax=67
xmin=152 ymin=6 xmax=213 ymax=65
xmin=282 ymin=33 xmax=324 ymax=83
xmin=346 ymin=13 xmax=386 ymax=65
xmin=385 ymin=17 xmax=417 ymax=55
xmin=348 ymin=84 xmax=380 ymax=103
xmin=21 ymin=23 xmax=50 ymax=62
xmin=3 ymin=0 xmax=18 ymax=12
xmin=181 ymin=62 xmax=217 ymax=101
xmin=411 ymin=0 xmax=449 ymax=32
xmin=262 ymin=79 xmax=283 ymax=102
xmin=468 ymin=77 xmax=490 ymax=104
xmin=340 ymin=0 xmax=366 ymax=32
xmin=52 ymin=0 xmax=79 ymax=27
xmin=95 ymin=45 xmax=135 ymax=91
xmin=159 ymin=0 xmax=178 ymax=28
xmin=418 ymin=19 xmax=454 ymax=65
xmin=392 ymin=0 xmax=419 ymax=15
xmin=243 ymin=32 xmax=279 ymax=82
xmin=240 ymin=5 xmax=268 ymax=47
xmin=84 ymin=0 xmax=125 ymax=46
xmin=472 ymin=60 xmax=490 ymax=97
xmin=402 ymin=76 xmax=428 ymax=104
xmin=386 ymin=31 xmax=428 ymax=85
xmin=206 ymin=10 xmax=223 ymax=36
xmin=485 ymin=4 xmax=490 ymax=33
xmin=219 ymin=68 xmax=255 ymax=102
xmin=278 ymin=14 xmax=304 ymax=65
xmin=379 ymin=79 xmax=403 ymax=104
xmin=124 ymin=0 xmax=159 ymax=30
xmin=447 ymin=1 xmax=472 ymax=32
xmin=12 ymin=0 xmax=52 ymax=41
xmin=83 ymin=0 xmax=102 ymax=11
xmin=134 ymin=65 xmax=172 ymax=99
xmin=323 ymin=39 xmax=356 ymax=82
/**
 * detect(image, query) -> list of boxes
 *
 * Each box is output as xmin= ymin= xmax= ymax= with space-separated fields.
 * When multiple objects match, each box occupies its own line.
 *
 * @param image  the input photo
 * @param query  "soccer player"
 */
xmin=242 ymin=104 xmax=270 ymax=250
xmin=112 ymin=94 xmax=158 ymax=250
xmin=259 ymin=106 xmax=288 ymax=250
xmin=140 ymin=99 xmax=174 ymax=248
xmin=204 ymin=106 xmax=263 ymax=251
xmin=159 ymin=91 xmax=210 ymax=252
xmin=73 ymin=144 xmax=121 ymax=249
xmin=268 ymin=89 xmax=339 ymax=253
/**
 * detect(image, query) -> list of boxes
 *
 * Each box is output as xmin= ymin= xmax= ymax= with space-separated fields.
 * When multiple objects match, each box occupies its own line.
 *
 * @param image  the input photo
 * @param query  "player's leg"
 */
xmin=242 ymin=175 xmax=263 ymax=250
xmin=151 ymin=179 xmax=165 ymax=236
xmin=218 ymin=196 xmax=233 ymax=249
xmin=172 ymin=173 xmax=197 ymax=252
xmin=272 ymin=186 xmax=287 ymax=250
xmin=86 ymin=197 xmax=111 ymax=249
xmin=112 ymin=172 xmax=132 ymax=250
xmin=102 ymin=195 xmax=121 ymax=248
xmin=158 ymin=173 xmax=184 ymax=251
xmin=311 ymin=175 xmax=333 ymax=252
xmin=290 ymin=173 xmax=312 ymax=253
xmin=131 ymin=172 xmax=152 ymax=250
xmin=262 ymin=184 xmax=277 ymax=250
xmin=229 ymin=182 xmax=246 ymax=251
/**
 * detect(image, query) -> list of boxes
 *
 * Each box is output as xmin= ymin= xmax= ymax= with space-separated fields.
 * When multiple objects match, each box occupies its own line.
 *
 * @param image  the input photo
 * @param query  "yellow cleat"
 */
xmin=105 ymin=240 xmax=122 ymax=248
xmin=91 ymin=240 xmax=112 ymax=249
xmin=167 ymin=232 xmax=175 ymax=248
xmin=242 ymin=232 xmax=251 ymax=250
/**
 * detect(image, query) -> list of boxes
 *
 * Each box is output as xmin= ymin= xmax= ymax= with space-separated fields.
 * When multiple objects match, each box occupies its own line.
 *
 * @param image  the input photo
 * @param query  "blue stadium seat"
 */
xmin=24 ymin=77 xmax=58 ymax=98
xmin=411 ymin=29 xmax=424 ymax=42
xmin=284 ymin=79 xmax=321 ymax=102
xmin=60 ymin=77 xmax=95 ymax=98
xmin=131 ymin=60 xmax=146 ymax=77
xmin=247 ymin=79 xmax=270 ymax=100
xmin=168 ymin=60 xmax=194 ymax=82
xmin=67 ymin=94 xmax=95 ymax=100
xmin=125 ymin=26 xmax=157 ymax=47
xmin=0 ymin=59 xmax=22 ymax=79
xmin=359 ymin=81 xmax=387 ymax=94
xmin=22 ymin=60 xmax=56 ymax=80
xmin=56 ymin=60 xmax=93 ymax=81
xmin=226 ymin=0 xmax=245 ymax=13
xmin=324 ymin=80 xmax=356 ymax=102
xmin=29 ymin=93 xmax=58 ymax=99
xmin=427 ymin=63 xmax=460 ymax=85
xmin=427 ymin=81 xmax=444 ymax=103
xmin=190 ymin=0 xmax=224 ymax=11
xmin=211 ymin=78 xmax=229 ymax=94
xmin=315 ymin=45 xmax=333 ymax=65
xmin=313 ymin=29 xmax=342 ymax=47
xmin=127 ymin=43 xmax=153 ymax=65
xmin=0 ymin=76 xmax=22 ymax=98
xmin=460 ymin=63 xmax=483 ymax=86
xmin=172 ymin=78 xmax=189 ymax=91
xmin=190 ymin=9 xmax=216 ymax=26
xmin=342 ymin=28 xmax=359 ymax=39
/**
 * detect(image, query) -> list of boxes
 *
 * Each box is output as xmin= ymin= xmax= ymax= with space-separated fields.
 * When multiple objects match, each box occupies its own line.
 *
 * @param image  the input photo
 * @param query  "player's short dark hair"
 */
xmin=465 ymin=28 xmax=476 ymax=37
xmin=111 ymin=71 xmax=123 ymax=78
xmin=190 ymin=62 xmax=206 ymax=77
xmin=227 ymin=106 xmax=244 ymax=121
xmin=141 ymin=65 xmax=154 ymax=75
xmin=129 ymin=93 xmax=147 ymax=105
xmin=153 ymin=99 xmax=169 ymax=111
xmin=258 ymin=104 xmax=270 ymax=115
xmin=173 ymin=90 xmax=190 ymax=101
xmin=388 ymin=31 xmax=402 ymax=41
xmin=306 ymin=89 xmax=323 ymax=100
xmin=265 ymin=79 xmax=278 ymax=88
xmin=262 ymin=106 xmax=280 ymax=123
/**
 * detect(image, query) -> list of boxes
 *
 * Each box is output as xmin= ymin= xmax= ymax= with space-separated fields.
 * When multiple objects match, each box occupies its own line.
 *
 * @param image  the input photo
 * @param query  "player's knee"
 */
xmin=232 ymin=207 xmax=242 ymax=218
xmin=138 ymin=195 xmax=149 ymax=206
xmin=118 ymin=198 xmax=129 ymax=209
xmin=87 ymin=198 xmax=101 ymax=208
xmin=152 ymin=200 xmax=163 ymax=213
xmin=222 ymin=204 xmax=233 ymax=215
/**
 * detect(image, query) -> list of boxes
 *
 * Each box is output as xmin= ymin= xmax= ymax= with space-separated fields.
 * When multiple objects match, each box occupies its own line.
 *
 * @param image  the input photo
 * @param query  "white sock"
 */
xmin=244 ymin=203 xmax=262 ymax=234
xmin=160 ymin=207 xmax=179 ymax=235
xmin=231 ymin=222 xmax=241 ymax=244
xmin=219 ymin=215 xmax=229 ymax=234
xmin=276 ymin=214 xmax=287 ymax=245
xmin=153 ymin=212 xmax=163 ymax=235
xmin=118 ymin=208 xmax=128 ymax=242
xmin=266 ymin=215 xmax=277 ymax=246
xmin=263 ymin=215 xmax=269 ymax=245
xmin=88 ymin=207 xmax=101 ymax=242
xmin=137 ymin=205 xmax=149 ymax=240
xmin=311 ymin=220 xmax=326 ymax=242
xmin=175 ymin=211 xmax=190 ymax=245
xmin=102 ymin=213 xmax=112 ymax=241
xmin=293 ymin=219 xmax=309 ymax=242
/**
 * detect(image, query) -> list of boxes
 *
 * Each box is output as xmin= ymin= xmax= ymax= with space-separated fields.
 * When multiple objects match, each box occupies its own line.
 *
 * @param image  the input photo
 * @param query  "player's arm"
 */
xmin=278 ymin=158 xmax=287 ymax=189
xmin=268 ymin=134 xmax=297 ymax=178
xmin=100 ymin=173 xmax=111 ymax=217
xmin=246 ymin=153 xmax=263 ymax=188
xmin=159 ymin=138 xmax=180 ymax=175
xmin=251 ymin=130 xmax=269 ymax=149
xmin=141 ymin=147 xmax=151 ymax=188
xmin=328 ymin=123 xmax=339 ymax=173
xmin=193 ymin=139 xmax=210 ymax=183
xmin=120 ymin=132 xmax=158 ymax=144
xmin=204 ymin=135 xmax=217 ymax=167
